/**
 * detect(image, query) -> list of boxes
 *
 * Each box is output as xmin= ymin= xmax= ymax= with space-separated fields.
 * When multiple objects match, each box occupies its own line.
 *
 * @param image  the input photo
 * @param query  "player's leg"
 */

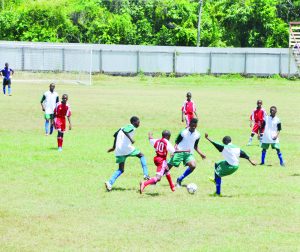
xmin=273 ymin=144 xmax=284 ymax=166
xmin=7 ymin=79 xmax=11 ymax=96
xmin=177 ymin=157 xmax=196 ymax=187
xmin=2 ymin=79 xmax=6 ymax=95
xmin=49 ymin=115 xmax=54 ymax=135
xmin=248 ymin=124 xmax=258 ymax=145
xmin=136 ymin=152 xmax=150 ymax=180
xmin=105 ymin=161 xmax=125 ymax=191
xmin=44 ymin=114 xmax=50 ymax=135
xmin=260 ymin=143 xmax=269 ymax=165
xmin=165 ymin=171 xmax=175 ymax=191
xmin=57 ymin=131 xmax=64 ymax=151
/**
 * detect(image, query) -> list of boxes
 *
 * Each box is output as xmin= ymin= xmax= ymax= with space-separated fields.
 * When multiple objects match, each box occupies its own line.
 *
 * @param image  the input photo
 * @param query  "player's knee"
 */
xmin=276 ymin=149 xmax=281 ymax=154
xmin=156 ymin=175 xmax=161 ymax=182
xmin=138 ymin=152 xmax=144 ymax=158
xmin=189 ymin=163 xmax=196 ymax=170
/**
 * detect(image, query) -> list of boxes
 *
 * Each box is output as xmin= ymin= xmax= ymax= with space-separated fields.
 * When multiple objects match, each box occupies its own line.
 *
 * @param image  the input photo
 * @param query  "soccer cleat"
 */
xmin=259 ymin=162 xmax=265 ymax=165
xmin=140 ymin=181 xmax=145 ymax=194
xmin=212 ymin=192 xmax=222 ymax=197
xmin=58 ymin=147 xmax=62 ymax=152
xmin=170 ymin=185 xmax=176 ymax=192
xmin=143 ymin=175 xmax=150 ymax=181
xmin=176 ymin=178 xmax=182 ymax=188
xmin=209 ymin=177 xmax=216 ymax=184
xmin=105 ymin=181 xmax=112 ymax=192
xmin=280 ymin=162 xmax=285 ymax=167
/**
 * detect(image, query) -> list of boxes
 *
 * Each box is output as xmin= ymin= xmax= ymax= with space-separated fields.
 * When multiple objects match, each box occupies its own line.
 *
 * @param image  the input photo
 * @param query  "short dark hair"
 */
xmin=186 ymin=92 xmax=192 ymax=96
xmin=130 ymin=116 xmax=139 ymax=124
xmin=222 ymin=136 xmax=231 ymax=145
xmin=62 ymin=94 xmax=68 ymax=99
xmin=270 ymin=106 xmax=277 ymax=110
xmin=190 ymin=118 xmax=198 ymax=125
xmin=162 ymin=130 xmax=171 ymax=138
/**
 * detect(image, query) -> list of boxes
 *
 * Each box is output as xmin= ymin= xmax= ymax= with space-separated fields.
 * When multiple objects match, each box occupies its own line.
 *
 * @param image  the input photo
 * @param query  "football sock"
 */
xmin=261 ymin=149 xmax=266 ymax=164
xmin=57 ymin=137 xmax=63 ymax=148
xmin=249 ymin=136 xmax=253 ymax=143
xmin=178 ymin=167 xmax=192 ymax=182
xmin=215 ymin=173 xmax=222 ymax=195
xmin=144 ymin=177 xmax=158 ymax=187
xmin=50 ymin=124 xmax=54 ymax=135
xmin=45 ymin=120 xmax=49 ymax=134
xmin=3 ymin=85 xmax=5 ymax=94
xmin=109 ymin=169 xmax=124 ymax=185
xmin=140 ymin=156 xmax=149 ymax=176
xmin=166 ymin=173 xmax=174 ymax=187
xmin=8 ymin=86 xmax=11 ymax=95
xmin=277 ymin=151 xmax=284 ymax=165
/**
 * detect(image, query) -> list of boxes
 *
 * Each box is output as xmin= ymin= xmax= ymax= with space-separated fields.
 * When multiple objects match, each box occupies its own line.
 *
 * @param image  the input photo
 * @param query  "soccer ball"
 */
xmin=187 ymin=183 xmax=197 ymax=194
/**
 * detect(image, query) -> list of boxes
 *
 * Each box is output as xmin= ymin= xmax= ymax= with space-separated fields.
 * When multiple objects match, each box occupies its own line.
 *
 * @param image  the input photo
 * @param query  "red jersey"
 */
xmin=149 ymin=138 xmax=175 ymax=160
xmin=250 ymin=108 xmax=266 ymax=123
xmin=54 ymin=102 xmax=71 ymax=118
xmin=182 ymin=100 xmax=196 ymax=115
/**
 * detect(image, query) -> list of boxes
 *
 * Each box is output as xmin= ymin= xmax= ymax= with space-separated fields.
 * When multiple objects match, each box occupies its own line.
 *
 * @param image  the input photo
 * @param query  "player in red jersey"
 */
xmin=181 ymin=92 xmax=197 ymax=127
xmin=247 ymin=100 xmax=267 ymax=146
xmin=53 ymin=94 xmax=72 ymax=151
xmin=140 ymin=130 xmax=189 ymax=194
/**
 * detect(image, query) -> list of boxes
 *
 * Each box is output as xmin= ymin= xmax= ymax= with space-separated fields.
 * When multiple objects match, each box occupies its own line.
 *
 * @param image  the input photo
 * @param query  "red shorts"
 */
xmin=54 ymin=117 xmax=66 ymax=132
xmin=252 ymin=123 xmax=264 ymax=134
xmin=185 ymin=114 xmax=194 ymax=127
xmin=154 ymin=156 xmax=168 ymax=176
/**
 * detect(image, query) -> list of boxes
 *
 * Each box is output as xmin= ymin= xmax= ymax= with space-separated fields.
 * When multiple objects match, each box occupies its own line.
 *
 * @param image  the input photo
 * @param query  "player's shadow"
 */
xmin=208 ymin=194 xmax=234 ymax=198
xmin=111 ymin=187 xmax=136 ymax=192
xmin=48 ymin=147 xmax=59 ymax=150
xmin=291 ymin=173 xmax=300 ymax=176
xmin=144 ymin=192 xmax=160 ymax=197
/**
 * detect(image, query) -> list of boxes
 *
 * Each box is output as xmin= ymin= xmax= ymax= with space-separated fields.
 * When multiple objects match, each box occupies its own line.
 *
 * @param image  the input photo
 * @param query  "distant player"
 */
xmin=140 ymin=130 xmax=184 ymax=194
xmin=105 ymin=116 xmax=150 ymax=191
xmin=260 ymin=106 xmax=285 ymax=166
xmin=167 ymin=118 xmax=206 ymax=187
xmin=53 ymin=94 xmax=72 ymax=151
xmin=1 ymin=63 xmax=14 ymax=96
xmin=40 ymin=83 xmax=59 ymax=136
xmin=247 ymin=100 xmax=267 ymax=145
xmin=205 ymin=133 xmax=256 ymax=196
xmin=181 ymin=92 xmax=197 ymax=127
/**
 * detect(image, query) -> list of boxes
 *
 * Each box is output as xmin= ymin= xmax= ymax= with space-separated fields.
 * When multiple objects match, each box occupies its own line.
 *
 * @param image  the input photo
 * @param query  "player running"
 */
xmin=53 ymin=94 xmax=72 ymax=151
xmin=1 ymin=63 xmax=14 ymax=96
xmin=247 ymin=100 xmax=267 ymax=146
xmin=260 ymin=106 xmax=285 ymax=166
xmin=167 ymin=118 xmax=206 ymax=187
xmin=105 ymin=116 xmax=150 ymax=191
xmin=140 ymin=130 xmax=188 ymax=194
xmin=40 ymin=83 xmax=59 ymax=136
xmin=205 ymin=133 xmax=256 ymax=196
xmin=181 ymin=92 xmax=197 ymax=127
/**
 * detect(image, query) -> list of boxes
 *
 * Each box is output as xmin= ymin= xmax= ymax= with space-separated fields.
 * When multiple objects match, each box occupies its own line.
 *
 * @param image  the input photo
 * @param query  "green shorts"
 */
xmin=261 ymin=143 xmax=280 ymax=150
xmin=44 ymin=114 xmax=54 ymax=120
xmin=168 ymin=152 xmax=195 ymax=167
xmin=115 ymin=149 xmax=141 ymax=164
xmin=215 ymin=160 xmax=239 ymax=177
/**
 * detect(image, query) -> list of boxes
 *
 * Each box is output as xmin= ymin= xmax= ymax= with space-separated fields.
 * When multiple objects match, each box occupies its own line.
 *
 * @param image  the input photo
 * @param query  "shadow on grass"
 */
xmin=208 ymin=193 xmax=234 ymax=198
xmin=111 ymin=187 xmax=136 ymax=192
xmin=144 ymin=192 xmax=160 ymax=197
xmin=48 ymin=147 xmax=58 ymax=150
xmin=291 ymin=173 xmax=300 ymax=176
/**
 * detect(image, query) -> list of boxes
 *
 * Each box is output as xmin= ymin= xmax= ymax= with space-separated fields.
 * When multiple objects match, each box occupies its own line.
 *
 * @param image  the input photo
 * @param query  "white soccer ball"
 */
xmin=187 ymin=183 xmax=197 ymax=194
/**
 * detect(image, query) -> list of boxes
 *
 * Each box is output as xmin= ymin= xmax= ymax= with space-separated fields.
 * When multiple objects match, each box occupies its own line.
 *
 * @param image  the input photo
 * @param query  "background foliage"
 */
xmin=0 ymin=0 xmax=299 ymax=47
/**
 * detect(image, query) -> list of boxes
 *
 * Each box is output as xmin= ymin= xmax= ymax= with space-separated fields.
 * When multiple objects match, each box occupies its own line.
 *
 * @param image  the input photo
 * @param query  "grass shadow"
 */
xmin=208 ymin=193 xmax=234 ymax=198
xmin=48 ymin=147 xmax=58 ymax=150
xmin=111 ymin=187 xmax=136 ymax=192
xmin=291 ymin=173 xmax=300 ymax=176
xmin=145 ymin=192 xmax=160 ymax=197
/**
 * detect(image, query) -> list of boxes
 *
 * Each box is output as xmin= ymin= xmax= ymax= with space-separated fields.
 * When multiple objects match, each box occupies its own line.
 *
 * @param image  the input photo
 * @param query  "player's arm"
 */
xmin=67 ymin=116 xmax=72 ymax=130
xmin=11 ymin=69 xmax=14 ymax=75
xmin=272 ymin=122 xmax=281 ymax=140
xmin=249 ymin=111 xmax=254 ymax=127
xmin=194 ymin=111 xmax=198 ymax=118
xmin=240 ymin=150 xmax=256 ymax=166
xmin=181 ymin=110 xmax=185 ymax=122
xmin=108 ymin=129 xmax=120 ymax=152
xmin=40 ymin=95 xmax=46 ymax=111
xmin=56 ymin=96 xmax=59 ymax=103
xmin=205 ymin=133 xmax=224 ymax=152
xmin=194 ymin=138 xmax=206 ymax=159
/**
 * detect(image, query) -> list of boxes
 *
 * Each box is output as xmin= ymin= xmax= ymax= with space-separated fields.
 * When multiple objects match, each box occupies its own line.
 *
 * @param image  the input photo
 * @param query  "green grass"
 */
xmin=0 ymin=75 xmax=299 ymax=251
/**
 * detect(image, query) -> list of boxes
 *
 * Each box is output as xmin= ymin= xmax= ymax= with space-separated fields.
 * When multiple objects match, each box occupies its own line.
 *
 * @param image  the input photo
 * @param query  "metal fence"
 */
xmin=0 ymin=41 xmax=298 ymax=76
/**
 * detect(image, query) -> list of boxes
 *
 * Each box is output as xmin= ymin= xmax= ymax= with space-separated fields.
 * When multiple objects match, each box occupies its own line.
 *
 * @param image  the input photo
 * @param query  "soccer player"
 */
xmin=247 ymin=100 xmax=267 ymax=145
xmin=181 ymin=92 xmax=197 ymax=127
xmin=40 ymin=83 xmax=59 ymax=136
xmin=140 ymin=130 xmax=179 ymax=194
xmin=260 ymin=106 xmax=285 ymax=166
xmin=53 ymin=94 xmax=72 ymax=151
xmin=105 ymin=116 xmax=150 ymax=191
xmin=205 ymin=133 xmax=256 ymax=196
xmin=1 ymin=63 xmax=14 ymax=96
xmin=167 ymin=118 xmax=206 ymax=187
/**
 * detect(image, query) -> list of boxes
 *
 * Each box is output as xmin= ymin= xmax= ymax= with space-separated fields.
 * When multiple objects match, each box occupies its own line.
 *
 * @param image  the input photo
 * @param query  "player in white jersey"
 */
xmin=167 ymin=118 xmax=206 ymax=187
xmin=260 ymin=106 xmax=285 ymax=166
xmin=40 ymin=83 xmax=59 ymax=135
xmin=205 ymin=133 xmax=256 ymax=196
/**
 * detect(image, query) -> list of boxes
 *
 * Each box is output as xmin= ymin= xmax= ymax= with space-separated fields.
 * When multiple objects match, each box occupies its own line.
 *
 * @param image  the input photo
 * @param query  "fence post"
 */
xmin=209 ymin=52 xmax=212 ymax=74
xmin=288 ymin=48 xmax=291 ymax=78
xmin=137 ymin=51 xmax=140 ymax=74
xmin=99 ymin=49 xmax=103 ymax=73
xmin=244 ymin=52 xmax=247 ymax=75
xmin=279 ymin=53 xmax=282 ymax=75
xmin=21 ymin=47 xmax=25 ymax=71
xmin=62 ymin=48 xmax=65 ymax=71
xmin=173 ymin=51 xmax=177 ymax=74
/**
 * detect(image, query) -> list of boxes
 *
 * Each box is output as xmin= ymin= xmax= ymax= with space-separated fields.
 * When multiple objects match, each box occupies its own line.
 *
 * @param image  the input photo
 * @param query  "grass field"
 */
xmin=0 ymin=75 xmax=299 ymax=251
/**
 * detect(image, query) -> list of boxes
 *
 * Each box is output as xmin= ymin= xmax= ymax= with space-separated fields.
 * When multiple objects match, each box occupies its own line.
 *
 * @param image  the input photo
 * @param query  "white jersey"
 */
xmin=222 ymin=144 xmax=241 ymax=166
xmin=115 ymin=124 xmax=136 ymax=156
xmin=43 ymin=91 xmax=58 ymax=114
xmin=262 ymin=116 xmax=281 ymax=144
xmin=176 ymin=128 xmax=200 ymax=154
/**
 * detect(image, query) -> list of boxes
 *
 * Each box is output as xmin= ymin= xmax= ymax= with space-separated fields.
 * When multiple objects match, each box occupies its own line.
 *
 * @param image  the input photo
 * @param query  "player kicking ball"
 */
xmin=247 ymin=100 xmax=267 ymax=146
xmin=167 ymin=118 xmax=206 ymax=187
xmin=260 ymin=106 xmax=285 ymax=166
xmin=53 ymin=94 xmax=72 ymax=151
xmin=205 ymin=133 xmax=256 ymax=196
xmin=105 ymin=116 xmax=150 ymax=191
xmin=140 ymin=131 xmax=190 ymax=194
